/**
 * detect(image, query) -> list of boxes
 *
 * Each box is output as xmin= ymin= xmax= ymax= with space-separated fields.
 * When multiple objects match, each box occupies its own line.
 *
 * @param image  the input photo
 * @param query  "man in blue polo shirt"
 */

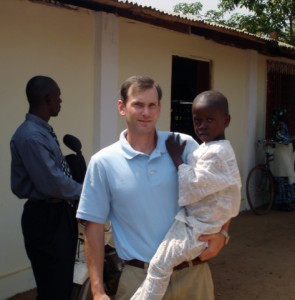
xmin=76 ymin=75 xmax=229 ymax=300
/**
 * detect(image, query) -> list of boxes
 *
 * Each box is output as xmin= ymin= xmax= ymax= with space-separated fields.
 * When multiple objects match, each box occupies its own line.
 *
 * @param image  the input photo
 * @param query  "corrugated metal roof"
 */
xmin=42 ymin=0 xmax=295 ymax=57
xmin=118 ymin=0 xmax=295 ymax=51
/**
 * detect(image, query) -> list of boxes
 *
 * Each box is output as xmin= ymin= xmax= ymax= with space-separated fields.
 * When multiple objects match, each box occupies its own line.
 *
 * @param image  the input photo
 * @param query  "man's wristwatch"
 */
xmin=219 ymin=229 xmax=230 ymax=245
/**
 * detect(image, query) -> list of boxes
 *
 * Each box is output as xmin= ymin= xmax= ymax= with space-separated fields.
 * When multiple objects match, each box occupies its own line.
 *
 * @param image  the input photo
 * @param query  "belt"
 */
xmin=46 ymin=198 xmax=65 ymax=204
xmin=28 ymin=198 xmax=65 ymax=204
xmin=124 ymin=257 xmax=204 ymax=271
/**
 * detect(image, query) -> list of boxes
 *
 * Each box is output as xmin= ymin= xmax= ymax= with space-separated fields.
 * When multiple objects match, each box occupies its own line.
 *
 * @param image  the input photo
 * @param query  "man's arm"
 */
xmin=84 ymin=221 xmax=110 ymax=300
xmin=11 ymin=137 xmax=82 ymax=199
xmin=198 ymin=220 xmax=231 ymax=261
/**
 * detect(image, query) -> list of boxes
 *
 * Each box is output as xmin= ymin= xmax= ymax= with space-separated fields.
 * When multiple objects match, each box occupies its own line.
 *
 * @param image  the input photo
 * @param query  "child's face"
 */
xmin=192 ymin=101 xmax=230 ymax=143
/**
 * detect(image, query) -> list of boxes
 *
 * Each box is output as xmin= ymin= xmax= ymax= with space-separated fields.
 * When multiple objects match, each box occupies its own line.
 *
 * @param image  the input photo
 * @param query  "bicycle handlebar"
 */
xmin=257 ymin=139 xmax=277 ymax=148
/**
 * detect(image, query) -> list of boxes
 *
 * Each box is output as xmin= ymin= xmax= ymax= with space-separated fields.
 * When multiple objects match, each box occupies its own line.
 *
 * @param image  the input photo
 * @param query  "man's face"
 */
xmin=118 ymin=86 xmax=161 ymax=135
xmin=47 ymin=84 xmax=62 ymax=117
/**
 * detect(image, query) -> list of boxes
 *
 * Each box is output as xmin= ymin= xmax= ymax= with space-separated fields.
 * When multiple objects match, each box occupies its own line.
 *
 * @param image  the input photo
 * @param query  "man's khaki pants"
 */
xmin=115 ymin=262 xmax=214 ymax=300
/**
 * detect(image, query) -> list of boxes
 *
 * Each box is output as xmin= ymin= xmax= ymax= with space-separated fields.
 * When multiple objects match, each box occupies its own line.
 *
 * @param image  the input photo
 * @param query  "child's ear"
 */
xmin=225 ymin=114 xmax=231 ymax=127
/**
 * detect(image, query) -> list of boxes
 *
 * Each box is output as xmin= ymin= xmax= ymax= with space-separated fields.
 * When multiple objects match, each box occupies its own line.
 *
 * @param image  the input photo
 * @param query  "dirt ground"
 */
xmin=211 ymin=208 xmax=295 ymax=300
xmin=8 ymin=209 xmax=295 ymax=300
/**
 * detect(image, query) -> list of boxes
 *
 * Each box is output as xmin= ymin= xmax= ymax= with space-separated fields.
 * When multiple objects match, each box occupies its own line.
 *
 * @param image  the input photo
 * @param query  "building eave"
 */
xmin=33 ymin=0 xmax=295 ymax=60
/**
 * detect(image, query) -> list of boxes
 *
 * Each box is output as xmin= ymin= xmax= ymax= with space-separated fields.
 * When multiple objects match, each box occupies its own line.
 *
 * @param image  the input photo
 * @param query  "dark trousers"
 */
xmin=21 ymin=200 xmax=78 ymax=300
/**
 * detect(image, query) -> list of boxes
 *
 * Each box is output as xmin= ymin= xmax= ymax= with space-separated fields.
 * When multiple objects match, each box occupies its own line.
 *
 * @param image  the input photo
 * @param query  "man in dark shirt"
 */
xmin=10 ymin=76 xmax=82 ymax=300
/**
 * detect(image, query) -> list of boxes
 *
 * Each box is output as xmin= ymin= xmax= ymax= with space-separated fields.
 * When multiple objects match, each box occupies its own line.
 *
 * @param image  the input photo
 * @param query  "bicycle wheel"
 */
xmin=246 ymin=166 xmax=275 ymax=215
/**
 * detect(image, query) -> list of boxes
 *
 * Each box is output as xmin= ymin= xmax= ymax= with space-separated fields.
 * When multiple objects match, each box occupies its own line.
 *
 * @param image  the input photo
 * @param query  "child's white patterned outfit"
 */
xmin=131 ymin=140 xmax=241 ymax=300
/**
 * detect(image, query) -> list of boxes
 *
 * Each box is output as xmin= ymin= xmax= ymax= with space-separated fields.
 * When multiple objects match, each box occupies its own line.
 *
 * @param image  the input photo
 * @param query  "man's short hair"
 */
xmin=120 ymin=75 xmax=162 ymax=104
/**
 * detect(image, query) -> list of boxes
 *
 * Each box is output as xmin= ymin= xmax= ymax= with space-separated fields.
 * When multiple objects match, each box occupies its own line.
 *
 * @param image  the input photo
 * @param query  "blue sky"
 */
xmin=128 ymin=0 xmax=222 ymax=13
xmin=127 ymin=0 xmax=247 ymax=15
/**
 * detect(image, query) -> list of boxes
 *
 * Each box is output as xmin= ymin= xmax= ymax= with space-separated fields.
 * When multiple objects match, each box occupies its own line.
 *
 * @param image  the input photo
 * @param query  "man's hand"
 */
xmin=198 ymin=232 xmax=226 ymax=261
xmin=84 ymin=222 xmax=109 ymax=300
xmin=165 ymin=133 xmax=186 ymax=168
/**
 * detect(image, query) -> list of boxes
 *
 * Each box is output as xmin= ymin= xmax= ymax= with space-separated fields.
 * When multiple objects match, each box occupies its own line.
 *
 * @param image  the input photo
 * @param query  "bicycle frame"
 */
xmin=261 ymin=140 xmax=275 ymax=171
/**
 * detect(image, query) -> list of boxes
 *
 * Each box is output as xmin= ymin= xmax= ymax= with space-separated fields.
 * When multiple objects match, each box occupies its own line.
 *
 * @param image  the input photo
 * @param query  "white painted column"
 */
xmin=93 ymin=12 xmax=119 ymax=152
xmin=241 ymin=50 xmax=258 ymax=210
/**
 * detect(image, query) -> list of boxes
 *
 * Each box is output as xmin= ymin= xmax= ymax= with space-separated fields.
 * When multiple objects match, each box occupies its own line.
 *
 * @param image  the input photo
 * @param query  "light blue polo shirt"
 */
xmin=77 ymin=130 xmax=198 ymax=262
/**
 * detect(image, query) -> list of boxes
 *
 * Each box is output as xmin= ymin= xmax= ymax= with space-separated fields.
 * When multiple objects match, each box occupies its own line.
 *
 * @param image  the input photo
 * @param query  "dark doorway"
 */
xmin=265 ymin=60 xmax=295 ymax=139
xmin=170 ymin=55 xmax=211 ymax=142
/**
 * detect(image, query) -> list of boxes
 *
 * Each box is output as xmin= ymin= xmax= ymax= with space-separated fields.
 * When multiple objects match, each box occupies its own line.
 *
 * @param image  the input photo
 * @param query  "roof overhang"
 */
xmin=32 ymin=0 xmax=295 ymax=60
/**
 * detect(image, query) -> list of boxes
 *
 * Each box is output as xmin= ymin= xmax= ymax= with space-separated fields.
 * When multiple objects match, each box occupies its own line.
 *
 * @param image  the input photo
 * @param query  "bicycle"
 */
xmin=246 ymin=139 xmax=276 ymax=215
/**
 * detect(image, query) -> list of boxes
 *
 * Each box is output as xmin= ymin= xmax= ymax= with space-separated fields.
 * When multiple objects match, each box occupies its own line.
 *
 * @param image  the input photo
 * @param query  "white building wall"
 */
xmin=118 ymin=18 xmax=249 ymax=193
xmin=1 ymin=1 xmax=295 ymax=298
xmin=0 ymin=1 xmax=95 ymax=298
xmin=118 ymin=18 xmax=295 ymax=208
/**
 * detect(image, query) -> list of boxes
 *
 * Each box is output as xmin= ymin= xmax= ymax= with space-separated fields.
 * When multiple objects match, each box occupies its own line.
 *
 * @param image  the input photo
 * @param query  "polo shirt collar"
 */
xmin=119 ymin=129 xmax=167 ymax=159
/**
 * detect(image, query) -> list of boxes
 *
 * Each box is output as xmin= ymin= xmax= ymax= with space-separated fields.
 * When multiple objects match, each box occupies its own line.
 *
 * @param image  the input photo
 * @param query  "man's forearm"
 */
xmin=84 ymin=222 xmax=108 ymax=299
xmin=198 ymin=219 xmax=232 ymax=261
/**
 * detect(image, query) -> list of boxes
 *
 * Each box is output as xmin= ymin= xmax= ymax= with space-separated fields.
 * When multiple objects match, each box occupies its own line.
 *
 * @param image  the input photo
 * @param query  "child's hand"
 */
xmin=165 ymin=133 xmax=186 ymax=168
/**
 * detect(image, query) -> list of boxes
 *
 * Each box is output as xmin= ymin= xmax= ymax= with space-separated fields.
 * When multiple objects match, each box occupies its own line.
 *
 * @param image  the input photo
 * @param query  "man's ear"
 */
xmin=118 ymin=99 xmax=126 ymax=116
xmin=44 ymin=93 xmax=51 ymax=105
